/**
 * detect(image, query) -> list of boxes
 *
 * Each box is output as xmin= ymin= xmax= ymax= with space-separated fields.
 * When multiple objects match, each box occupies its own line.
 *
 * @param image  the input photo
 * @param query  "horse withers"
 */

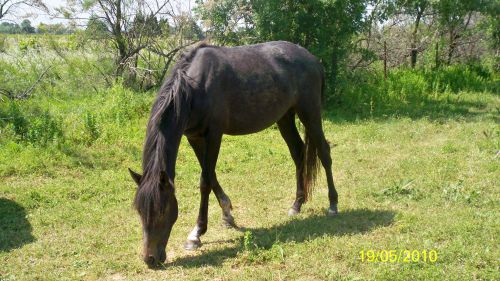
xmin=128 ymin=41 xmax=339 ymax=267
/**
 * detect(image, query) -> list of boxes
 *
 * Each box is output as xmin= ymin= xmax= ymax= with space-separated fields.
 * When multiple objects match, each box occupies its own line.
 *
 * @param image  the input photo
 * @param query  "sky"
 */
xmin=4 ymin=0 xmax=195 ymax=26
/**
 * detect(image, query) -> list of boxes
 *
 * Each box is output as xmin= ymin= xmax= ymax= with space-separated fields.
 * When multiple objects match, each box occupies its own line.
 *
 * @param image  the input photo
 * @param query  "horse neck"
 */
xmin=143 ymin=106 xmax=188 ymax=183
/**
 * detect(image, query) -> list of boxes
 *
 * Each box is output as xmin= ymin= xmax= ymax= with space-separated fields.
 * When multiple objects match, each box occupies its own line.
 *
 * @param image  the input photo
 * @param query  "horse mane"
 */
xmin=134 ymin=43 xmax=209 ymax=222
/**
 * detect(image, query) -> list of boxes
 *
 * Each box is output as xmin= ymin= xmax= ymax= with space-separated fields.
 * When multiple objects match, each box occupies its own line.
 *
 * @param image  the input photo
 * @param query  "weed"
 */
xmin=378 ymin=179 xmax=423 ymax=200
xmin=442 ymin=181 xmax=482 ymax=205
xmin=83 ymin=111 xmax=100 ymax=144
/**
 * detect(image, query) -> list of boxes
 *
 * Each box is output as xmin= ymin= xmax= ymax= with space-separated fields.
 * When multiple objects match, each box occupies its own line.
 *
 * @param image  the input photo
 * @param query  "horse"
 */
xmin=128 ymin=41 xmax=339 ymax=267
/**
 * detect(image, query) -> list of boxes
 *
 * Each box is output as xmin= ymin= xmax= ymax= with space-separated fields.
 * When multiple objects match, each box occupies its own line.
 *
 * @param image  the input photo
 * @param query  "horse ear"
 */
xmin=128 ymin=168 xmax=142 ymax=186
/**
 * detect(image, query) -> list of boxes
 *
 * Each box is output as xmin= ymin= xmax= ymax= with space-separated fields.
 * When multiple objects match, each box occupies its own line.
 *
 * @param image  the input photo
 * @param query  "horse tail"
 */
xmin=302 ymin=127 xmax=320 ymax=203
xmin=301 ymin=63 xmax=324 ymax=202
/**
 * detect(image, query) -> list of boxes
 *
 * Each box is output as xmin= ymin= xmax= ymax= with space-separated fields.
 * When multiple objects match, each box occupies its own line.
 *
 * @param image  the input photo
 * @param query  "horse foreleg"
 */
xmin=184 ymin=176 xmax=210 ymax=250
xmin=184 ymin=133 xmax=225 ymax=250
xmin=212 ymin=182 xmax=236 ymax=228
xmin=187 ymin=136 xmax=236 ymax=228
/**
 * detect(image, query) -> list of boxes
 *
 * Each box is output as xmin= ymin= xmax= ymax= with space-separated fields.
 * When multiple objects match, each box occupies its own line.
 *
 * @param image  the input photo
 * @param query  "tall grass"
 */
xmin=333 ymin=64 xmax=499 ymax=118
xmin=0 ymin=35 xmax=498 ymax=148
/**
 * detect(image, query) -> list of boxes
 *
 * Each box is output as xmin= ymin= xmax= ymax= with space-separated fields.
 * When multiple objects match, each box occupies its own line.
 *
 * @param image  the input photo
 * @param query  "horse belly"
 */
xmin=223 ymin=90 xmax=294 ymax=135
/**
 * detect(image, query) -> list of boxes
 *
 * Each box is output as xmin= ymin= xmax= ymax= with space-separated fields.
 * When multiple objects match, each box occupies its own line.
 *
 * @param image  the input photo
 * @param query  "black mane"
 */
xmin=133 ymin=43 xmax=208 ymax=222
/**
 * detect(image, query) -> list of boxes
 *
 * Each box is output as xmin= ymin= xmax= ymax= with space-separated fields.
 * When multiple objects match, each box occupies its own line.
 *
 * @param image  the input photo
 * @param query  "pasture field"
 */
xmin=1 ymin=89 xmax=499 ymax=280
xmin=0 ymin=39 xmax=499 ymax=280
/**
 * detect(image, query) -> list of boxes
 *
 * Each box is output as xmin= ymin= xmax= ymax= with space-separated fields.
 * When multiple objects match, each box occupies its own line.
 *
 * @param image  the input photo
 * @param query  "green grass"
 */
xmin=0 ymin=36 xmax=499 ymax=280
xmin=1 ymin=85 xmax=499 ymax=280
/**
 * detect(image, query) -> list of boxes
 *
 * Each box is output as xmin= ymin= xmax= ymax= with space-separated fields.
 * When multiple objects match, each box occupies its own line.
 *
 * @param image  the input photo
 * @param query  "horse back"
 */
xmin=185 ymin=41 xmax=323 ymax=136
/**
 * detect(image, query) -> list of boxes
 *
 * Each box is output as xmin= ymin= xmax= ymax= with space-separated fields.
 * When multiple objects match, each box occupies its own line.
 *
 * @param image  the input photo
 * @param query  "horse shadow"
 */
xmin=170 ymin=208 xmax=395 ymax=268
xmin=0 ymin=198 xmax=35 ymax=252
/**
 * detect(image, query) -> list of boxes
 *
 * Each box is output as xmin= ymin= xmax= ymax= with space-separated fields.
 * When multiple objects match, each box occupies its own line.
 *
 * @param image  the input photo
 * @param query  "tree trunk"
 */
xmin=410 ymin=8 xmax=423 ymax=68
xmin=384 ymin=41 xmax=387 ymax=80
xmin=435 ymin=41 xmax=440 ymax=69
xmin=447 ymin=29 xmax=458 ymax=65
xmin=114 ymin=0 xmax=128 ymax=76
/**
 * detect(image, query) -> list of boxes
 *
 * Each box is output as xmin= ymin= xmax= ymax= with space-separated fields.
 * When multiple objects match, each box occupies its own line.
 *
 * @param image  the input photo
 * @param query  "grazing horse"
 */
xmin=128 ymin=41 xmax=338 ymax=267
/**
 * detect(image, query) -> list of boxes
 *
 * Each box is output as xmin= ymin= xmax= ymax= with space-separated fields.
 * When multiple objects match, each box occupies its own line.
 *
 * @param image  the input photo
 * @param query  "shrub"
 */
xmin=83 ymin=111 xmax=100 ymax=144
xmin=0 ymin=101 xmax=64 ymax=146
xmin=331 ymin=63 xmax=499 ymax=117
xmin=106 ymin=83 xmax=152 ymax=124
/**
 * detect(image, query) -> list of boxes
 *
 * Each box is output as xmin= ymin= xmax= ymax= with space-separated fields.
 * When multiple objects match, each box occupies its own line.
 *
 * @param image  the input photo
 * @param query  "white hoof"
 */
xmin=288 ymin=208 xmax=300 ymax=216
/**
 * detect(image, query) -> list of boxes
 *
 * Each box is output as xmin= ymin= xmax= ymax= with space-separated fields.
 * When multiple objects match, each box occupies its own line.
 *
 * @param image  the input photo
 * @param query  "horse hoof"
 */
xmin=288 ymin=208 xmax=300 ymax=216
xmin=222 ymin=215 xmax=237 ymax=228
xmin=327 ymin=205 xmax=338 ymax=216
xmin=184 ymin=239 xmax=201 ymax=251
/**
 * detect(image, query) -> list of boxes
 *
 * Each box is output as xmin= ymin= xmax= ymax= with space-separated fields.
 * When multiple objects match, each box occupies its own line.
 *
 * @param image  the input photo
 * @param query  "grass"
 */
xmin=0 ymin=37 xmax=499 ymax=280
xmin=1 ymin=88 xmax=499 ymax=280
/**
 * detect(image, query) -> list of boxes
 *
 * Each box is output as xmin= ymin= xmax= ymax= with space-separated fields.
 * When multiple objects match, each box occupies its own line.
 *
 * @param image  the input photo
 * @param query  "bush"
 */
xmin=106 ymin=83 xmax=152 ymax=124
xmin=424 ymin=64 xmax=488 ymax=93
xmin=0 ymin=101 xmax=64 ymax=146
xmin=83 ymin=111 xmax=100 ymax=145
xmin=332 ymin=64 xmax=499 ymax=117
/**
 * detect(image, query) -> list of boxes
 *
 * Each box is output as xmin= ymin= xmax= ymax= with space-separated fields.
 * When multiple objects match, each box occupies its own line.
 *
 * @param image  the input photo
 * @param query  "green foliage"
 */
xmin=0 ymin=102 xmax=29 ymax=137
xmin=83 ymin=111 xmax=100 ymax=145
xmin=25 ymin=111 xmax=64 ymax=146
xmin=240 ymin=230 xmax=285 ymax=264
xmin=197 ymin=0 xmax=368 ymax=92
xmin=18 ymin=37 xmax=40 ymax=51
xmin=85 ymin=14 xmax=109 ymax=38
xmin=195 ymin=0 xmax=256 ymax=44
xmin=378 ymin=179 xmax=423 ymax=200
xmin=0 ymin=102 xmax=63 ymax=146
xmin=334 ymin=64 xmax=499 ymax=117
xmin=243 ymin=230 xmax=255 ymax=251
xmin=37 ymin=23 xmax=75 ymax=35
xmin=106 ymin=83 xmax=152 ymax=124
xmin=130 ymin=12 xmax=166 ymax=38
xmin=442 ymin=180 xmax=482 ymax=205
xmin=0 ymin=22 xmax=21 ymax=34
xmin=0 ymin=35 xmax=7 ymax=52
xmin=20 ymin=20 xmax=35 ymax=34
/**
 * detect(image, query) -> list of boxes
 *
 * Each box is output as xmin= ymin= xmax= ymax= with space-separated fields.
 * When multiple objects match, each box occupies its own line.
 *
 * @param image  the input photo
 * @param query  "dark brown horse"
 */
xmin=128 ymin=41 xmax=338 ymax=267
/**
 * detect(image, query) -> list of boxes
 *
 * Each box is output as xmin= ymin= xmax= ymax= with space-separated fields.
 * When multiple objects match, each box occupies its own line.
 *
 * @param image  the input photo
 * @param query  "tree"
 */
xmin=20 ymin=19 xmax=34 ymax=33
xmin=0 ymin=21 xmax=20 ymax=33
xmin=174 ymin=14 xmax=204 ymax=41
xmin=0 ymin=0 xmax=47 ymax=21
xmin=85 ymin=14 xmax=109 ymax=37
xmin=54 ymin=0 xmax=202 ymax=90
xmin=394 ymin=0 xmax=430 ymax=68
xmin=37 ymin=22 xmax=74 ymax=34
xmin=195 ymin=0 xmax=255 ymax=45
xmin=58 ymin=0 xmax=175 ymax=76
xmin=252 ymin=0 xmax=367 ymax=94
xmin=433 ymin=0 xmax=487 ymax=64
xmin=196 ymin=0 xmax=368 ymax=94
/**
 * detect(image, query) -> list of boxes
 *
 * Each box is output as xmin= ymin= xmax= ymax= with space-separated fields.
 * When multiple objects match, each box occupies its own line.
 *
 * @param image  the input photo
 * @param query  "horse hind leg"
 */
xmin=277 ymin=111 xmax=306 ymax=216
xmin=297 ymin=103 xmax=339 ymax=216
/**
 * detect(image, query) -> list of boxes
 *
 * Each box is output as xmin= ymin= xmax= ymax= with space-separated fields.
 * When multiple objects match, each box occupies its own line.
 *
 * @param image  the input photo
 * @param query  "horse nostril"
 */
xmin=145 ymin=255 xmax=156 ymax=265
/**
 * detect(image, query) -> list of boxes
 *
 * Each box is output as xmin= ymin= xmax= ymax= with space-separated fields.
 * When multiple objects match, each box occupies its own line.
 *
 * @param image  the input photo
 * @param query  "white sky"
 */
xmin=4 ymin=0 xmax=194 ymax=26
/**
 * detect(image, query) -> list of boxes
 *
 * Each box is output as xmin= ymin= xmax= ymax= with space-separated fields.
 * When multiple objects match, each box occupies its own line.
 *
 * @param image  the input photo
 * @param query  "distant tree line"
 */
xmin=0 ymin=20 xmax=74 ymax=34
xmin=2 ymin=0 xmax=497 ymax=93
